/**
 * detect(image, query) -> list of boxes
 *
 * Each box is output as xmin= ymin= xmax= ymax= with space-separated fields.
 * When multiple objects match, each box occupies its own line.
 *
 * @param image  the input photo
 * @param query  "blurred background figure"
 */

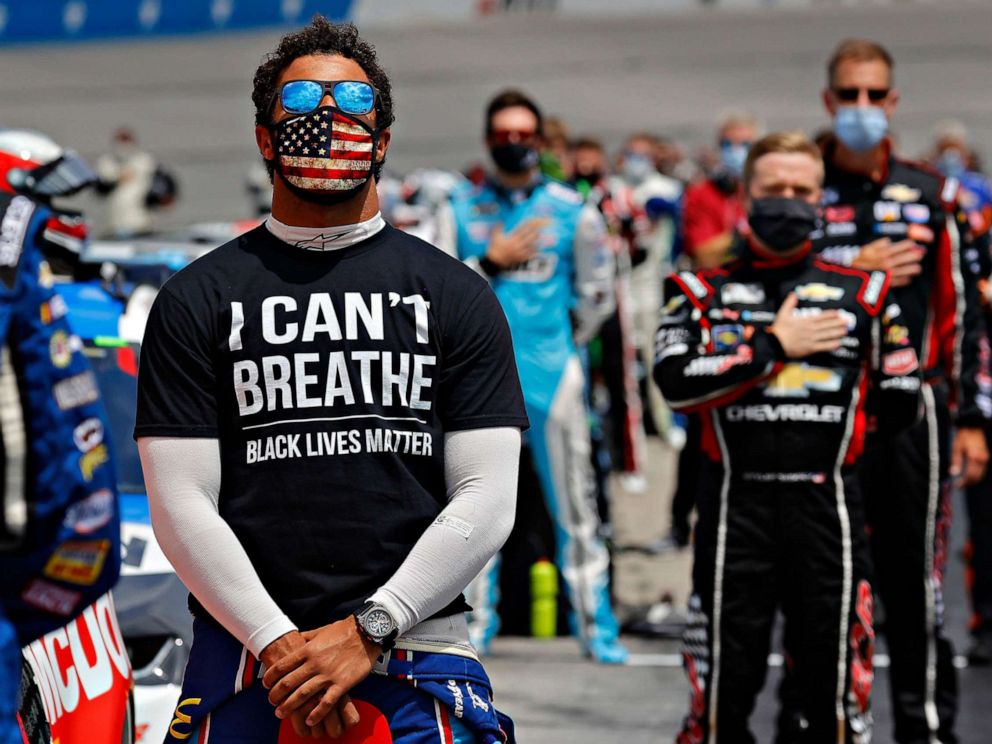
xmin=540 ymin=115 xmax=573 ymax=183
xmin=928 ymin=120 xmax=992 ymax=239
xmin=680 ymin=109 xmax=759 ymax=270
xmin=95 ymin=127 xmax=161 ymax=238
xmin=927 ymin=120 xmax=992 ymax=667
xmin=610 ymin=133 xmax=683 ymax=446
xmin=245 ymin=161 xmax=273 ymax=217
xmin=570 ymin=136 xmax=610 ymax=197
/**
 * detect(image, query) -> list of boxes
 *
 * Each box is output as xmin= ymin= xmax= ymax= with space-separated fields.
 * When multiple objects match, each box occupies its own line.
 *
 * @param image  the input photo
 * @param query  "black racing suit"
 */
xmin=654 ymin=238 xmax=922 ymax=744
xmin=813 ymin=143 xmax=989 ymax=744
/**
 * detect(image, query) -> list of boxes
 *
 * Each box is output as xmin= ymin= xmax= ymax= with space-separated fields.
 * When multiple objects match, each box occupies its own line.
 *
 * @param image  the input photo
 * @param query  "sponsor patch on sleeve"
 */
xmin=862 ymin=271 xmax=887 ymax=309
xmin=63 ymin=489 xmax=114 ymax=534
xmin=678 ymin=271 xmax=710 ymax=300
xmin=53 ymin=371 xmax=100 ymax=410
xmin=882 ymin=348 xmax=920 ymax=376
xmin=435 ymin=514 xmax=474 ymax=539
xmin=907 ymin=224 xmax=935 ymax=243
xmin=795 ymin=283 xmax=844 ymax=302
xmin=711 ymin=324 xmax=744 ymax=352
xmin=79 ymin=443 xmax=109 ymax=481
xmin=0 ymin=195 xmax=35 ymax=289
xmin=881 ymin=183 xmax=922 ymax=203
xmin=720 ymin=283 xmax=765 ymax=305
xmin=21 ymin=578 xmax=82 ymax=617
xmin=43 ymin=539 xmax=111 ymax=586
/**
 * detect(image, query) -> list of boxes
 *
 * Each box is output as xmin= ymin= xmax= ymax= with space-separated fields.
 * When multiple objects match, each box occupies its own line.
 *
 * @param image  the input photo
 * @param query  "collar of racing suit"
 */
xmin=821 ymin=133 xmax=893 ymax=185
xmin=741 ymin=232 xmax=813 ymax=272
xmin=485 ymin=172 xmax=544 ymax=203
xmin=264 ymin=212 xmax=386 ymax=251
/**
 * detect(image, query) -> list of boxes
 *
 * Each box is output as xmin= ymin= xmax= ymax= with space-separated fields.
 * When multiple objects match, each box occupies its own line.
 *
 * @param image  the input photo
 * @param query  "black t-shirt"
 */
xmin=134 ymin=223 xmax=529 ymax=628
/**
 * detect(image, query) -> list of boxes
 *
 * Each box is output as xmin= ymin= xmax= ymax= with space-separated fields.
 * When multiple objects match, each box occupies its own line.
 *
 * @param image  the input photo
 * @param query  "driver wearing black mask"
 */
xmin=654 ymin=131 xmax=922 ymax=743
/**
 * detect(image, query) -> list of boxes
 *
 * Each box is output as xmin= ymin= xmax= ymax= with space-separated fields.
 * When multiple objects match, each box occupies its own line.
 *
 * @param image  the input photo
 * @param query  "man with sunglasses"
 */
xmin=136 ymin=17 xmax=525 ymax=744
xmin=439 ymin=89 xmax=626 ymax=664
xmin=805 ymin=38 xmax=990 ymax=744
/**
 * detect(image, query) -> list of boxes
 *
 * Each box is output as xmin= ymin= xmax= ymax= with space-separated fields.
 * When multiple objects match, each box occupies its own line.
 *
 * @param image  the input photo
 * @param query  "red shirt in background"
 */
xmin=681 ymin=178 xmax=747 ymax=257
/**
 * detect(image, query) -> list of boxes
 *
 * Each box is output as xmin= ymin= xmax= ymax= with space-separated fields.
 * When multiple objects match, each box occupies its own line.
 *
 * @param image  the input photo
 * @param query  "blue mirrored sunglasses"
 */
xmin=279 ymin=80 xmax=377 ymax=116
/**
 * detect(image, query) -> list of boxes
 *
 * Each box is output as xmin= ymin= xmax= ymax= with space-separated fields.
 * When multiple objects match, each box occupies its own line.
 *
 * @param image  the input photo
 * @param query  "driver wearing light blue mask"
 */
xmin=822 ymin=44 xmax=899 ymax=154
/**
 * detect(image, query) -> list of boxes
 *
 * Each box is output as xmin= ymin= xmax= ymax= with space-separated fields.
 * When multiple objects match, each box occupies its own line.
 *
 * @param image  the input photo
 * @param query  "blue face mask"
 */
xmin=622 ymin=153 xmax=655 ymax=184
xmin=720 ymin=143 xmax=749 ymax=178
xmin=937 ymin=150 xmax=967 ymax=179
xmin=834 ymin=106 xmax=889 ymax=152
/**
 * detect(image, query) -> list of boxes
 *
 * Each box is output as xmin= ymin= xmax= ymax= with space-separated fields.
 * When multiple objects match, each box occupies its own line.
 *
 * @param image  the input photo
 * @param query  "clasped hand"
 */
xmin=260 ymin=618 xmax=381 ymax=738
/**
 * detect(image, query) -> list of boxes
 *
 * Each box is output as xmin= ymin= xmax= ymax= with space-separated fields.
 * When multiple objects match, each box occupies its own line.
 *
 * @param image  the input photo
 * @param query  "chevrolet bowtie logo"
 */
xmin=765 ymin=363 xmax=843 ymax=398
xmin=294 ymin=231 xmax=351 ymax=250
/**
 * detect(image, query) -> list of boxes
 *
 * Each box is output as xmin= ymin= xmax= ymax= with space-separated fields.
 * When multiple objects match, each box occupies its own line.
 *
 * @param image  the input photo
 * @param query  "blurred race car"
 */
xmin=19 ymin=593 xmax=135 ymax=744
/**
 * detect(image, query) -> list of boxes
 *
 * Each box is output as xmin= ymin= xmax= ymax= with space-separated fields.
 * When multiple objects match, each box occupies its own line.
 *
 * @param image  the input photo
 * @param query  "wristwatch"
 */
xmin=353 ymin=601 xmax=398 ymax=651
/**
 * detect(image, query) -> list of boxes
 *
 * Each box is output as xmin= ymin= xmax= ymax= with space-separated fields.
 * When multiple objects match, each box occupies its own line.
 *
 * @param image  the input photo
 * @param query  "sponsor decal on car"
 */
xmin=22 ymin=594 xmax=132 ymax=734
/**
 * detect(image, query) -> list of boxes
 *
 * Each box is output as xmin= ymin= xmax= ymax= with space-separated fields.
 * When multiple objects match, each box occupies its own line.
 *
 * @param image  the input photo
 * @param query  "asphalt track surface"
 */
xmin=4 ymin=3 xmax=992 ymax=741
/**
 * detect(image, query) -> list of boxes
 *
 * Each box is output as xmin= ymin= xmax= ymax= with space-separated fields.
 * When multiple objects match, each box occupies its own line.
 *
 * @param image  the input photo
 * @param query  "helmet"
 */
xmin=0 ymin=128 xmax=96 ymax=198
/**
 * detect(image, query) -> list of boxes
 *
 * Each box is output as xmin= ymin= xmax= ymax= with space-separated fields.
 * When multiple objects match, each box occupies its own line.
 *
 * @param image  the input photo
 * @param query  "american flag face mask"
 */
xmin=271 ymin=105 xmax=379 ymax=203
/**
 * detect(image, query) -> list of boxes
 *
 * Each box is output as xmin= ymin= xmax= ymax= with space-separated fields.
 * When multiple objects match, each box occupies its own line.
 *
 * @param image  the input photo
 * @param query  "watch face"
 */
xmin=364 ymin=609 xmax=394 ymax=638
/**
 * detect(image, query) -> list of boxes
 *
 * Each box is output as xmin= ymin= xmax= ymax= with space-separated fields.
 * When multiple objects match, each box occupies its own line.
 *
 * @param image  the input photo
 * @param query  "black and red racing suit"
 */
xmin=654 ymin=237 xmax=922 ymax=744
xmin=813 ymin=141 xmax=990 ymax=744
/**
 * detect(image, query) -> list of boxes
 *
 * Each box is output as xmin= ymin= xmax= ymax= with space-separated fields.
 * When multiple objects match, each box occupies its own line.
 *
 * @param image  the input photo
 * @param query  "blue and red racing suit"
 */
xmin=165 ymin=617 xmax=514 ymax=744
xmin=0 ymin=193 xmax=120 ymax=744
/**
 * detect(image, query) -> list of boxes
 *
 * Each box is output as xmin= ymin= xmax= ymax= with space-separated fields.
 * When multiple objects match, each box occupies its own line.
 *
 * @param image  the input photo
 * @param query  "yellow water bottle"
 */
xmin=530 ymin=558 xmax=558 ymax=638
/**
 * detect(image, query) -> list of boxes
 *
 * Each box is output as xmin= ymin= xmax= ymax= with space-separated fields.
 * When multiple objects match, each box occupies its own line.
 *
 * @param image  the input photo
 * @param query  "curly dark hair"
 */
xmin=252 ymin=16 xmax=394 ymax=179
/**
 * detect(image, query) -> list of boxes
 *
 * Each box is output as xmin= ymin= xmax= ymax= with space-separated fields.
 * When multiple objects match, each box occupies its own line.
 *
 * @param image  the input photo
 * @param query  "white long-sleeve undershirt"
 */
xmin=138 ymin=427 xmax=519 ymax=658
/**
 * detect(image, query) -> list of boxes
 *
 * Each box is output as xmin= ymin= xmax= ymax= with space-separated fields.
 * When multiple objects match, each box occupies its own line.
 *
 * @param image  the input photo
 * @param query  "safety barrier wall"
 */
xmin=0 ymin=0 xmax=354 ymax=44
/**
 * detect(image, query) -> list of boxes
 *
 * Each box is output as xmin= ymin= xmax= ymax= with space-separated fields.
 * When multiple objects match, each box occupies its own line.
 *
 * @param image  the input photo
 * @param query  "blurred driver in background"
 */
xmin=680 ymin=110 xmax=759 ymax=270
xmin=809 ymin=39 xmax=989 ymax=744
xmin=440 ymin=89 xmax=628 ymax=663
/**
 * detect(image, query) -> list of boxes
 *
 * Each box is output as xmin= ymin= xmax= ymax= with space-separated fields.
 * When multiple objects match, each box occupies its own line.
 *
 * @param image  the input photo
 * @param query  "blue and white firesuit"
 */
xmin=442 ymin=176 xmax=626 ymax=663
xmin=0 ymin=193 xmax=120 ymax=744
